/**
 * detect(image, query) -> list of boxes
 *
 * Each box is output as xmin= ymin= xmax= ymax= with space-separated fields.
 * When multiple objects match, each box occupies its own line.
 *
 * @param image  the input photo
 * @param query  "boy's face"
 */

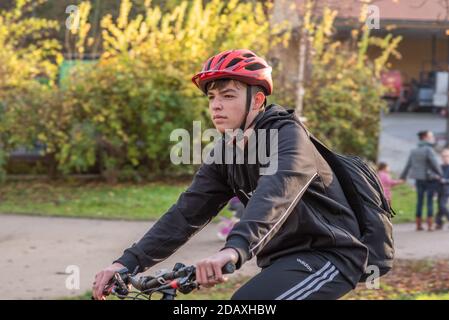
xmin=442 ymin=151 xmax=449 ymax=164
xmin=207 ymin=81 xmax=247 ymax=133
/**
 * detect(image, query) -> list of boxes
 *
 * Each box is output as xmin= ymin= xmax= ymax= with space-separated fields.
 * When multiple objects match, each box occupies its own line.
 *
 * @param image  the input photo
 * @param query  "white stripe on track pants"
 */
xmin=231 ymin=252 xmax=354 ymax=300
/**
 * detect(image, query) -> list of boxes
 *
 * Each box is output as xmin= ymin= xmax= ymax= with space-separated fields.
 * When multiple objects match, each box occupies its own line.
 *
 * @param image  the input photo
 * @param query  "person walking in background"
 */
xmin=436 ymin=149 xmax=449 ymax=230
xmin=400 ymin=130 xmax=442 ymax=231
xmin=377 ymin=162 xmax=404 ymax=206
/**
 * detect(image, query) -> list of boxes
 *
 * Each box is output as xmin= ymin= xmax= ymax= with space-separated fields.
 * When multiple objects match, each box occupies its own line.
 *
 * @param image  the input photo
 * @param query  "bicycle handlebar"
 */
xmin=132 ymin=261 xmax=235 ymax=291
xmin=100 ymin=261 xmax=236 ymax=300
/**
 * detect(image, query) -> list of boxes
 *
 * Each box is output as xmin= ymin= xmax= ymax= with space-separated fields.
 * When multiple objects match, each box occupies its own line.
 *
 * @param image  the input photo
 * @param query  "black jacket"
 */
xmin=115 ymin=104 xmax=368 ymax=287
xmin=439 ymin=164 xmax=449 ymax=194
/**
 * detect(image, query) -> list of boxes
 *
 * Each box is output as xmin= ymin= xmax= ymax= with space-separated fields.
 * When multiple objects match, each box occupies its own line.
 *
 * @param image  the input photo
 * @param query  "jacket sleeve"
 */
xmin=427 ymin=147 xmax=443 ymax=176
xmin=390 ymin=178 xmax=403 ymax=187
xmin=383 ymin=173 xmax=402 ymax=186
xmin=221 ymin=122 xmax=319 ymax=269
xmin=114 ymin=162 xmax=234 ymax=273
xmin=400 ymin=154 xmax=412 ymax=180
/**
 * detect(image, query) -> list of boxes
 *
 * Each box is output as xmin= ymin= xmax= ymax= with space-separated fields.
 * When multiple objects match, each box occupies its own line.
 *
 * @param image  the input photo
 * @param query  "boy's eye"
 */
xmin=224 ymin=95 xmax=234 ymax=98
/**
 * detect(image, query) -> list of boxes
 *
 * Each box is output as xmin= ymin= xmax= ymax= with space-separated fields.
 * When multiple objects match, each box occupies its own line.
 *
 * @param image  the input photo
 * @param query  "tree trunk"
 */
xmin=295 ymin=28 xmax=308 ymax=116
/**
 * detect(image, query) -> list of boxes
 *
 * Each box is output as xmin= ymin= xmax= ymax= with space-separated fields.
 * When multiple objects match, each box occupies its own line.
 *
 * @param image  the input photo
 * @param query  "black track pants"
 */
xmin=231 ymin=252 xmax=354 ymax=300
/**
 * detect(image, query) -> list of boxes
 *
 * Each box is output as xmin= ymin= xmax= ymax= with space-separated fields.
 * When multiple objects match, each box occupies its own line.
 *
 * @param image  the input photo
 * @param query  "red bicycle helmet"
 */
xmin=192 ymin=49 xmax=273 ymax=95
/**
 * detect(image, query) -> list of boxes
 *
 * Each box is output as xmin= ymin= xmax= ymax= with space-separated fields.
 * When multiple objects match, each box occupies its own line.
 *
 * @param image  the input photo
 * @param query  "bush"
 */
xmin=0 ymin=148 xmax=6 ymax=183
xmin=0 ymin=0 xmax=62 ymax=181
xmin=33 ymin=0 xmax=289 ymax=180
xmin=0 ymin=0 xmax=291 ymax=181
xmin=55 ymin=56 xmax=205 ymax=180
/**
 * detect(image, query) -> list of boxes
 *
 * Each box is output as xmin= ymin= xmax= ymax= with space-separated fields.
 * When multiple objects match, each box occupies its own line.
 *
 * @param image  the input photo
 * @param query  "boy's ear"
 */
xmin=252 ymin=92 xmax=266 ymax=110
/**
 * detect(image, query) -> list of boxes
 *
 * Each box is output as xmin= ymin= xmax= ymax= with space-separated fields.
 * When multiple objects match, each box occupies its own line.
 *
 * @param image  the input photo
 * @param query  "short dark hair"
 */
xmin=418 ymin=130 xmax=430 ymax=140
xmin=377 ymin=162 xmax=388 ymax=171
xmin=205 ymin=78 xmax=267 ymax=107
xmin=206 ymin=78 xmax=244 ymax=92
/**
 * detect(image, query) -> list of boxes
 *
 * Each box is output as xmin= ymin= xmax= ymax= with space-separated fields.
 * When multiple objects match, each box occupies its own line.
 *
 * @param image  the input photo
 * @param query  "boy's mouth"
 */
xmin=213 ymin=115 xmax=227 ymax=120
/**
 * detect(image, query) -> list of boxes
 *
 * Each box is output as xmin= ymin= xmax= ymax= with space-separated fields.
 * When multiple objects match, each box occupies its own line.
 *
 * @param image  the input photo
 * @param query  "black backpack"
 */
xmin=299 ymin=124 xmax=395 ymax=282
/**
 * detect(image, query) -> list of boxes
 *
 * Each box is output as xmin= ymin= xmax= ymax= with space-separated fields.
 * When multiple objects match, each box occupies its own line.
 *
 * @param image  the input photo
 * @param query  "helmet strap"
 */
xmin=239 ymin=85 xmax=253 ymax=131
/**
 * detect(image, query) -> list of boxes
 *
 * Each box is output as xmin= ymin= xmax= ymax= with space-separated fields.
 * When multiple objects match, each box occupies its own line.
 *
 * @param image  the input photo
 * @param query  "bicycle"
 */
xmin=95 ymin=261 xmax=236 ymax=300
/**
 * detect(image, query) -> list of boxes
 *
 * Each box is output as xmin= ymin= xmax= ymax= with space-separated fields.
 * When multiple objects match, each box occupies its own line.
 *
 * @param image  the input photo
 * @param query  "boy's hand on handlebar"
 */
xmin=92 ymin=262 xmax=126 ymax=300
xmin=195 ymin=248 xmax=239 ymax=288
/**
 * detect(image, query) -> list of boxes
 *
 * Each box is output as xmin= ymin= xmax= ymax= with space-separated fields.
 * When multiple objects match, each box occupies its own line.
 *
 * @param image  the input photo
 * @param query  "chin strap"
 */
xmin=228 ymin=85 xmax=266 ymax=144
xmin=239 ymin=85 xmax=253 ymax=132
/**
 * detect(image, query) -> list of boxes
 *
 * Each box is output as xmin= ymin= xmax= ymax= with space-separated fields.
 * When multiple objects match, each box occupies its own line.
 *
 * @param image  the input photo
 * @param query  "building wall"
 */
xmin=368 ymin=36 xmax=449 ymax=82
xmin=272 ymin=32 xmax=448 ymax=92
xmin=270 ymin=0 xmax=449 ymax=87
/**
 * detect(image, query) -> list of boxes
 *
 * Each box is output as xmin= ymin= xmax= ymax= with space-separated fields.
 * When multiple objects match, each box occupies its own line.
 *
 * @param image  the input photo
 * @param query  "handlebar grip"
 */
xmin=222 ymin=262 xmax=236 ymax=274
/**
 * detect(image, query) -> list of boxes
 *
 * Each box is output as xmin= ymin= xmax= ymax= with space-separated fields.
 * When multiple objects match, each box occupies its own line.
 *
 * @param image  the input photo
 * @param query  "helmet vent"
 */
xmin=245 ymin=63 xmax=265 ymax=71
xmin=226 ymin=58 xmax=243 ymax=68
xmin=216 ymin=53 xmax=230 ymax=69
xmin=205 ymin=58 xmax=213 ymax=71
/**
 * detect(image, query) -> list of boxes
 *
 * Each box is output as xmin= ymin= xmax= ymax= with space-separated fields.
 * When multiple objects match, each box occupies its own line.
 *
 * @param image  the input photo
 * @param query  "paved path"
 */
xmin=1 ymin=214 xmax=449 ymax=300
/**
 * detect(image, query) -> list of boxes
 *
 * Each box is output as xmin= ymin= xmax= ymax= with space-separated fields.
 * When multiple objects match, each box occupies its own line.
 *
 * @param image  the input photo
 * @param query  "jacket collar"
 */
xmin=418 ymin=141 xmax=433 ymax=147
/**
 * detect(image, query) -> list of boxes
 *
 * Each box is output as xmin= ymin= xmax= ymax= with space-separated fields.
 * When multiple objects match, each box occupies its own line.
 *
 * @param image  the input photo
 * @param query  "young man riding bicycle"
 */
xmin=92 ymin=49 xmax=368 ymax=300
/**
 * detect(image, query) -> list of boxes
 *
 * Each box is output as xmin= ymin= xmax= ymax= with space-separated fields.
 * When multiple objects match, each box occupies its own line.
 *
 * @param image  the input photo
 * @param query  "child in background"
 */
xmin=217 ymin=196 xmax=244 ymax=241
xmin=378 ymin=162 xmax=405 ymax=206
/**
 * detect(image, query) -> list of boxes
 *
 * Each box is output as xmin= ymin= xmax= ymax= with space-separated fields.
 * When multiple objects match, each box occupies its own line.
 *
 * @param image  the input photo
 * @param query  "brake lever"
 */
xmin=114 ymin=272 xmax=130 ymax=296
xmin=99 ymin=268 xmax=131 ymax=297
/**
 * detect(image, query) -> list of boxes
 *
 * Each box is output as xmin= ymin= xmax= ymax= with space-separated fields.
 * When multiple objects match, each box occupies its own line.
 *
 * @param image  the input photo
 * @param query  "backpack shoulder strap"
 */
xmin=294 ymin=120 xmax=340 ymax=164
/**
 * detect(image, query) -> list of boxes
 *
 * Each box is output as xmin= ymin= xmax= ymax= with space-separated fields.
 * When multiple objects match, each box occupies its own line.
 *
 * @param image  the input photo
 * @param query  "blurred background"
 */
xmin=0 ymin=0 xmax=449 ymax=300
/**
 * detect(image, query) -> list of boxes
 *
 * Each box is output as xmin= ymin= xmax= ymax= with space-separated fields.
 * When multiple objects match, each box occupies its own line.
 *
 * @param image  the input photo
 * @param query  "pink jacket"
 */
xmin=378 ymin=171 xmax=402 ymax=202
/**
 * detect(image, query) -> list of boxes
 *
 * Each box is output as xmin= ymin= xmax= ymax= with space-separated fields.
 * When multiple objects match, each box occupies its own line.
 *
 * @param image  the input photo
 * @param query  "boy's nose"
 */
xmin=211 ymin=100 xmax=223 ymax=111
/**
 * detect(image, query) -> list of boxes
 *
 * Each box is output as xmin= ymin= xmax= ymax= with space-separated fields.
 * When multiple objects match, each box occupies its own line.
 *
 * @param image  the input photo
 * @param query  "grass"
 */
xmin=390 ymin=183 xmax=420 ymax=223
xmin=0 ymin=180 xmax=419 ymax=223
xmin=0 ymin=181 xmax=188 ymax=220
xmin=411 ymin=292 xmax=449 ymax=300
xmin=344 ymin=288 xmax=449 ymax=300
xmin=0 ymin=180 xmax=235 ymax=220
